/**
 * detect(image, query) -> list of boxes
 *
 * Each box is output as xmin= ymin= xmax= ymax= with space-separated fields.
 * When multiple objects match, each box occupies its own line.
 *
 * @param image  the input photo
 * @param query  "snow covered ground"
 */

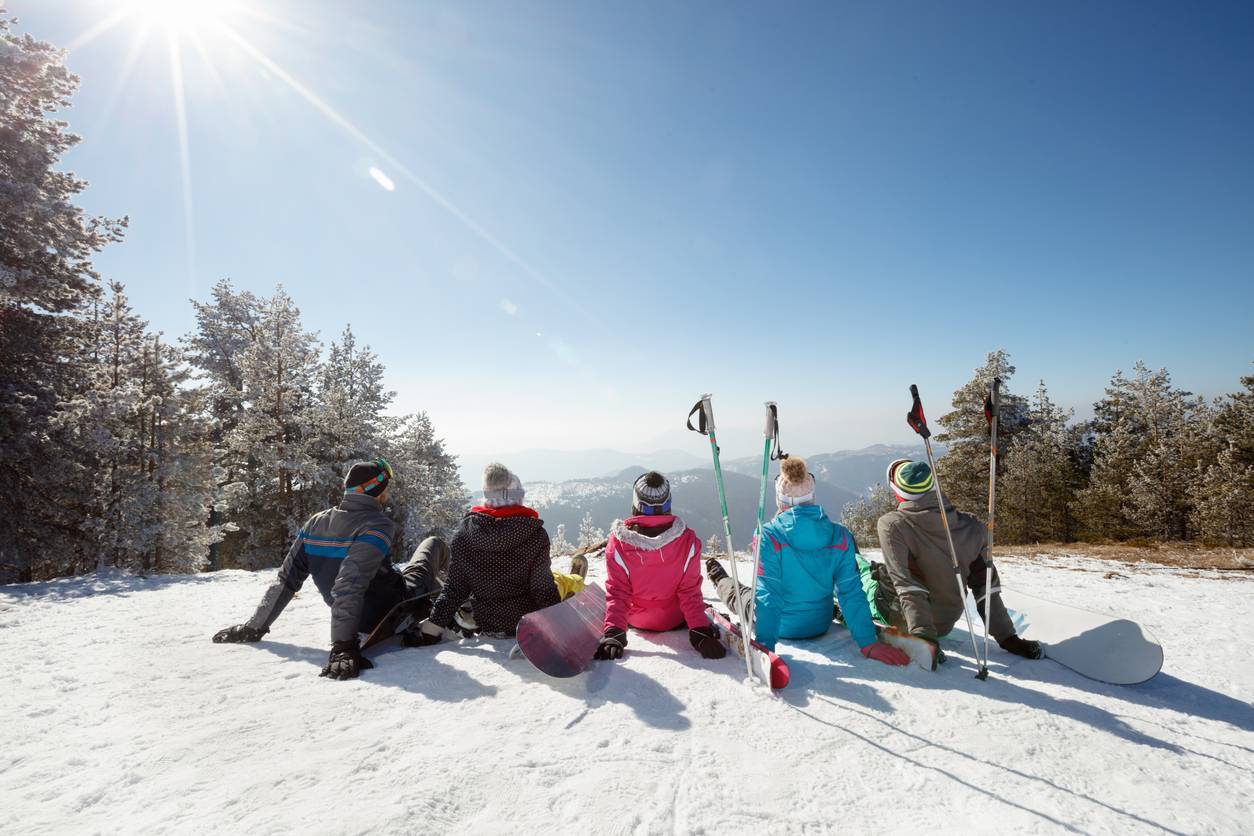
xmin=3 ymin=553 xmax=1252 ymax=834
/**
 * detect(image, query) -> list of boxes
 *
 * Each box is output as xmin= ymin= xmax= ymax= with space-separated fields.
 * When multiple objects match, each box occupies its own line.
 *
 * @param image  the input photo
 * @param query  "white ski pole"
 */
xmin=982 ymin=378 xmax=1001 ymax=677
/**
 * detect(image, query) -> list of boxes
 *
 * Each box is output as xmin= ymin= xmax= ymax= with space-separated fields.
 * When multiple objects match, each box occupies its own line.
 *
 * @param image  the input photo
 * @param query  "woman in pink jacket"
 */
xmin=594 ymin=472 xmax=726 ymax=662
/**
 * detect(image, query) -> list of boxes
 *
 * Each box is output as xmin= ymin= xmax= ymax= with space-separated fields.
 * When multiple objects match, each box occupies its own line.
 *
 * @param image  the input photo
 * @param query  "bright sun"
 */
xmin=121 ymin=0 xmax=233 ymax=30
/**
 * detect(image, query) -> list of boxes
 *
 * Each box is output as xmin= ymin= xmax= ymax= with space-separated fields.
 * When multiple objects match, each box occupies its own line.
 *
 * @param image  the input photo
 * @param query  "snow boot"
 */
xmin=454 ymin=601 xmax=479 ymax=635
xmin=705 ymin=558 xmax=729 ymax=585
xmin=570 ymin=553 xmax=588 ymax=580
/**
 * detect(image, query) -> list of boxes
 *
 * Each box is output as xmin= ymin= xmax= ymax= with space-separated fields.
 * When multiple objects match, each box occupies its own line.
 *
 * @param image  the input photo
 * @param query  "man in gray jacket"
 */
xmin=875 ymin=459 xmax=1041 ymax=661
xmin=212 ymin=458 xmax=448 ymax=680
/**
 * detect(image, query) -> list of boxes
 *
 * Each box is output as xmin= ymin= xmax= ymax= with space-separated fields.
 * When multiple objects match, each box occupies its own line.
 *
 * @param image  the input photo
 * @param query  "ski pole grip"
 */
xmin=907 ymin=384 xmax=931 ymax=439
xmin=701 ymin=394 xmax=715 ymax=432
xmin=763 ymin=402 xmax=776 ymax=437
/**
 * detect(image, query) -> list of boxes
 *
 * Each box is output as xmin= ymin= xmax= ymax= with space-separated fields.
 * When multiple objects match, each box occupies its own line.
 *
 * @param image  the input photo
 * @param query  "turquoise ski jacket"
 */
xmin=755 ymin=505 xmax=877 ymax=651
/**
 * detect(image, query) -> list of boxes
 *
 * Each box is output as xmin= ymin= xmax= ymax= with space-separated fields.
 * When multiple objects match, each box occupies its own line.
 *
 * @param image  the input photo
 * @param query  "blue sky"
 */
xmin=16 ymin=0 xmax=1254 ymax=460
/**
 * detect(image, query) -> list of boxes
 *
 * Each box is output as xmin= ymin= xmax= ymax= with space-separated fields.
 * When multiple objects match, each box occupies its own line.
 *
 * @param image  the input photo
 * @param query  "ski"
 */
xmin=705 ymin=607 xmax=790 ymax=690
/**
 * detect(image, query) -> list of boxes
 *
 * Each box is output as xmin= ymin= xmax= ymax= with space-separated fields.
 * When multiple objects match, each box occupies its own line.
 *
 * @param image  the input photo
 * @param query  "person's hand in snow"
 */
xmin=594 ymin=627 xmax=627 ymax=660
xmin=689 ymin=625 xmax=727 ymax=660
xmin=320 ymin=639 xmax=374 ymax=679
xmin=212 ymin=624 xmax=266 ymax=644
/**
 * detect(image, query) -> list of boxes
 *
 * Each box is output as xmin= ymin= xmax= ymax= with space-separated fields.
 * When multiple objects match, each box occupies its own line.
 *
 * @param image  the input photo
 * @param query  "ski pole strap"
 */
xmin=686 ymin=399 xmax=708 ymax=435
xmin=907 ymin=384 xmax=931 ymax=439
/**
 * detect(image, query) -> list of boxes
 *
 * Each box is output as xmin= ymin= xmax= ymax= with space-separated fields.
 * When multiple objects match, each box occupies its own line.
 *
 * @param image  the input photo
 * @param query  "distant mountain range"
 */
xmin=480 ymin=444 xmax=927 ymax=546
xmin=457 ymin=448 xmax=705 ymax=487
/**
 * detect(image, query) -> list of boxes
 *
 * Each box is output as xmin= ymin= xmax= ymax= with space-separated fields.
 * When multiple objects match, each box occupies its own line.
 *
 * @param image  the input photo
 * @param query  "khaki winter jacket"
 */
xmin=876 ymin=491 xmax=1015 ymax=644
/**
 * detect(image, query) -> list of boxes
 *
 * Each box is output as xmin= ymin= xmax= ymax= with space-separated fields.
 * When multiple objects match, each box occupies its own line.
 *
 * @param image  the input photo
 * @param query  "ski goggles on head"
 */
xmin=776 ymin=480 xmax=815 ymax=507
xmin=637 ymin=498 xmax=672 ymax=516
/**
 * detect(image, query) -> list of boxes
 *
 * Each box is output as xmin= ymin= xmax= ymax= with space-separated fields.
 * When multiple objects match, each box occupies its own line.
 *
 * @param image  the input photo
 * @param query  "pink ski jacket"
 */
xmin=603 ymin=515 xmax=710 ymax=633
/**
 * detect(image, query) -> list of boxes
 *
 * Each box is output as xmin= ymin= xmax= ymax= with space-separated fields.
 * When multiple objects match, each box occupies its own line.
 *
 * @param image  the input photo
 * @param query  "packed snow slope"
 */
xmin=3 ymin=554 xmax=1252 ymax=835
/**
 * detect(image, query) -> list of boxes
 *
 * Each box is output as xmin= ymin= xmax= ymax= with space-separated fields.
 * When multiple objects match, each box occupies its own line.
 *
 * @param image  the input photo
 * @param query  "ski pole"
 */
xmin=906 ymin=384 xmax=989 ymax=681
xmin=982 ymin=378 xmax=1001 ymax=678
xmin=687 ymin=394 xmax=757 ymax=684
xmin=748 ymin=402 xmax=783 ymax=621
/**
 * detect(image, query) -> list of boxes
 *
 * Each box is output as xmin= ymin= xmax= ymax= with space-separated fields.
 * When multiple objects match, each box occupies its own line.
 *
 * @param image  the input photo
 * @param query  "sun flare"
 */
xmin=121 ymin=0 xmax=234 ymax=30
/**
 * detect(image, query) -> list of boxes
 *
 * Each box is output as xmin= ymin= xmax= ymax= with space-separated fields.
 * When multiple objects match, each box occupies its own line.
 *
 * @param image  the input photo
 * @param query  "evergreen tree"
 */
xmin=379 ymin=412 xmax=469 ymax=558
xmin=841 ymin=484 xmax=897 ymax=549
xmin=310 ymin=326 xmax=394 ymax=505
xmin=1075 ymin=363 xmax=1213 ymax=541
xmin=935 ymin=350 xmax=1030 ymax=518
xmin=0 ymin=15 xmax=126 ymax=311
xmin=1213 ymin=371 xmax=1254 ymax=469
xmin=46 ymin=283 xmax=220 ymax=576
xmin=217 ymin=287 xmax=321 ymax=567
xmin=1189 ymin=442 xmax=1254 ymax=546
xmin=578 ymin=511 xmax=605 ymax=548
xmin=1000 ymin=380 xmax=1079 ymax=543
xmin=549 ymin=524 xmax=573 ymax=556
xmin=0 ymin=17 xmax=126 ymax=582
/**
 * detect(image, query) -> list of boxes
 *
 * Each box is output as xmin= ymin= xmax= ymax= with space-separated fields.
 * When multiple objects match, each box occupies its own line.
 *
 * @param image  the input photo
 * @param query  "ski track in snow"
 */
xmin=3 ymin=554 xmax=1252 ymax=835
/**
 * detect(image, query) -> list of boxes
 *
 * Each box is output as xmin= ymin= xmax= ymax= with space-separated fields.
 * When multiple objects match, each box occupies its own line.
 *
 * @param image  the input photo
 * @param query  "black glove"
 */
xmin=320 ymin=638 xmax=375 ymax=679
xmin=402 ymin=618 xmax=447 ymax=647
xmin=213 ymin=624 xmax=267 ymax=644
xmin=689 ymin=625 xmax=727 ymax=660
xmin=594 ymin=627 xmax=627 ymax=660
xmin=999 ymin=634 xmax=1043 ymax=659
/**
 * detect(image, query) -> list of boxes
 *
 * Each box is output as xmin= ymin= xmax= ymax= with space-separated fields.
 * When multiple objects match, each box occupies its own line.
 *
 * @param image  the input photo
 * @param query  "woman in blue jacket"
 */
xmin=706 ymin=457 xmax=908 ymax=666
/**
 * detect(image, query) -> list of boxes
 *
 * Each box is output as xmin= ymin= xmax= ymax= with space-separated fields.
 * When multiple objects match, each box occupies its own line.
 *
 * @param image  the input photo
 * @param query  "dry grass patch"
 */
xmin=995 ymin=542 xmax=1254 ymax=572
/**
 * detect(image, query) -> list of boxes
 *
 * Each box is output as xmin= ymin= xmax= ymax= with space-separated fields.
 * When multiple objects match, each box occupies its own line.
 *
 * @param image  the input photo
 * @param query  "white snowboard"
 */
xmin=998 ymin=587 xmax=1163 ymax=686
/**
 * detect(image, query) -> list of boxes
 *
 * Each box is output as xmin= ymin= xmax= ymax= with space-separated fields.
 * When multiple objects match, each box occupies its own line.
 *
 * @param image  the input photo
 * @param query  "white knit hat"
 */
xmin=775 ymin=457 xmax=816 ymax=508
xmin=482 ymin=462 xmax=525 ymax=508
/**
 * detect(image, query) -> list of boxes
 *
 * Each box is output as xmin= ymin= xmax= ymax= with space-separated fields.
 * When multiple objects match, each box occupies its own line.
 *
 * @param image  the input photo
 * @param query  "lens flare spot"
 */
xmin=368 ymin=166 xmax=395 ymax=192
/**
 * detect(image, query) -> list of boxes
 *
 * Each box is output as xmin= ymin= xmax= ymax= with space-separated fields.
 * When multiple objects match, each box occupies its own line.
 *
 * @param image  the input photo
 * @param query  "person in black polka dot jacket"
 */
xmin=412 ymin=463 xmax=582 ymax=641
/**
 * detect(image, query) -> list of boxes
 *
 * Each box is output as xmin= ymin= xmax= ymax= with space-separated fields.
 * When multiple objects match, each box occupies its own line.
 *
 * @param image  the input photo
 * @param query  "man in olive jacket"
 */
xmin=876 ymin=459 xmax=1041 ymax=661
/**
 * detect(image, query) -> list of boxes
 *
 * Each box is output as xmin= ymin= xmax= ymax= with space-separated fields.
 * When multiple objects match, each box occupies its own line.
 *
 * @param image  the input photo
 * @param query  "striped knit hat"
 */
xmin=345 ymin=457 xmax=393 ymax=497
xmin=632 ymin=471 xmax=672 ymax=516
xmin=886 ymin=458 xmax=933 ymax=502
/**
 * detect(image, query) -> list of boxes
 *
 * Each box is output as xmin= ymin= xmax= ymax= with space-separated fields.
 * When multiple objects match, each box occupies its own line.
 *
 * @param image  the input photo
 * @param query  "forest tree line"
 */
xmin=0 ymin=20 xmax=465 ymax=583
xmin=843 ymin=351 xmax=1254 ymax=549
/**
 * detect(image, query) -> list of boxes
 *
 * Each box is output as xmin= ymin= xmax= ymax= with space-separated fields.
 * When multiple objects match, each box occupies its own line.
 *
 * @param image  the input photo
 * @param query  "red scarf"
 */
xmin=471 ymin=505 xmax=539 ymax=519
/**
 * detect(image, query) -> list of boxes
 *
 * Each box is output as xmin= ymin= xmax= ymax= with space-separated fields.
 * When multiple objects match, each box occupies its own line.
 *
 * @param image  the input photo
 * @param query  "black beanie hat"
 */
xmin=345 ymin=459 xmax=391 ymax=497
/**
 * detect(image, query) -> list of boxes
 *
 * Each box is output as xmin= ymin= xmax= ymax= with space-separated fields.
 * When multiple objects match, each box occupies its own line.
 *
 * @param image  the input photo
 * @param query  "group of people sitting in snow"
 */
xmin=213 ymin=455 xmax=1042 ymax=680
